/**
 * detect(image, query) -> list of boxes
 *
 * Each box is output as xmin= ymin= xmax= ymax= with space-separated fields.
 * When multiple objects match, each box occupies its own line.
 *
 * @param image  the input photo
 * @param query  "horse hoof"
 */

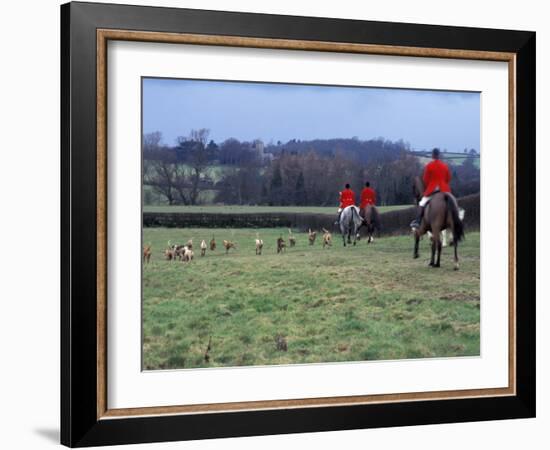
xmin=413 ymin=254 xmax=419 ymax=259
xmin=432 ymin=264 xmax=440 ymax=268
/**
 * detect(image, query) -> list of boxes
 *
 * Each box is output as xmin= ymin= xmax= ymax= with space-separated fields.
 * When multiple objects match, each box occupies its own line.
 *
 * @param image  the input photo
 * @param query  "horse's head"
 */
xmin=413 ymin=176 xmax=424 ymax=204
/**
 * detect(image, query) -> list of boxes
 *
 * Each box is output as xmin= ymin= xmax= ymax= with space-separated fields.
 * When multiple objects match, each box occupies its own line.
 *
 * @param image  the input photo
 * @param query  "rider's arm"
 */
xmin=423 ymin=164 xmax=430 ymax=187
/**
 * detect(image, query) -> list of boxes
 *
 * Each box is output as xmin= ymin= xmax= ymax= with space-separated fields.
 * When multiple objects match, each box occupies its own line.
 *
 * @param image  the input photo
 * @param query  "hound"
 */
xmin=223 ymin=240 xmax=236 ymax=254
xmin=428 ymin=229 xmax=450 ymax=247
xmin=167 ymin=240 xmax=185 ymax=261
xmin=276 ymin=236 xmax=286 ymax=254
xmin=182 ymin=246 xmax=194 ymax=262
xmin=427 ymin=209 xmax=465 ymax=247
xmin=200 ymin=239 xmax=207 ymax=257
xmin=275 ymin=334 xmax=288 ymax=351
xmin=209 ymin=236 xmax=216 ymax=251
xmin=308 ymin=228 xmax=317 ymax=246
xmin=255 ymin=234 xmax=264 ymax=255
xmin=164 ymin=247 xmax=176 ymax=261
xmin=143 ymin=244 xmax=152 ymax=264
xmin=173 ymin=245 xmax=188 ymax=261
xmin=164 ymin=241 xmax=177 ymax=261
xmin=288 ymin=229 xmax=296 ymax=247
xmin=322 ymin=228 xmax=332 ymax=248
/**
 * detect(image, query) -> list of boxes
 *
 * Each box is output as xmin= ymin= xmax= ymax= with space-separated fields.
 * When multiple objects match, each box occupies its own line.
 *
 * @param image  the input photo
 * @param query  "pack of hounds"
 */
xmin=143 ymin=228 xmax=336 ymax=264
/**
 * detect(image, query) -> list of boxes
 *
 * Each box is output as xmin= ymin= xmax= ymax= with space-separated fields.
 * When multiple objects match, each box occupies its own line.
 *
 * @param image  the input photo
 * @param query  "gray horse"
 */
xmin=339 ymin=205 xmax=364 ymax=246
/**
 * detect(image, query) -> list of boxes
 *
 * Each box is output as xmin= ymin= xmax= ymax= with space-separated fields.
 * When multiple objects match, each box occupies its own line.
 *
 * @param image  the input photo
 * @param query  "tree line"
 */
xmin=143 ymin=130 xmax=480 ymax=206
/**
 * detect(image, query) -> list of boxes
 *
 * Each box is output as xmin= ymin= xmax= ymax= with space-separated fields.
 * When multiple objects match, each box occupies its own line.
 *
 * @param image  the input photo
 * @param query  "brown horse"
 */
xmin=412 ymin=176 xmax=464 ymax=269
xmin=359 ymin=205 xmax=381 ymax=243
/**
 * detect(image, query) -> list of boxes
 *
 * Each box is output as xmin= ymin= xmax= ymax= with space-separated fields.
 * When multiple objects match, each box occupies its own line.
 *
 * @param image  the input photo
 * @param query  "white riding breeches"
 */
xmin=419 ymin=196 xmax=431 ymax=207
xmin=419 ymin=187 xmax=440 ymax=207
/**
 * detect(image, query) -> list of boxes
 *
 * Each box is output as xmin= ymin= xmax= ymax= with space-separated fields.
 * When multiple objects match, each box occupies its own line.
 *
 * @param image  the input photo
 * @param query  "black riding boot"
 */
xmin=410 ymin=206 xmax=425 ymax=229
xmin=334 ymin=211 xmax=342 ymax=226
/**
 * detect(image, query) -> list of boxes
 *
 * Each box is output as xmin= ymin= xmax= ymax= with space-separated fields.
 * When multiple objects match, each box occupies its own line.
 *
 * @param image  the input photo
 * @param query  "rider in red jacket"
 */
xmin=360 ymin=181 xmax=376 ymax=208
xmin=339 ymin=184 xmax=356 ymax=209
xmin=335 ymin=183 xmax=356 ymax=225
xmin=410 ymin=148 xmax=452 ymax=228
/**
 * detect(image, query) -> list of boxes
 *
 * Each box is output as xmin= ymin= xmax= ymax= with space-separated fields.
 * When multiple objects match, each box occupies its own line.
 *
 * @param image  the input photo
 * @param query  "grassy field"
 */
xmin=142 ymin=228 xmax=480 ymax=370
xmin=417 ymin=152 xmax=480 ymax=168
xmin=143 ymin=204 xmax=410 ymax=214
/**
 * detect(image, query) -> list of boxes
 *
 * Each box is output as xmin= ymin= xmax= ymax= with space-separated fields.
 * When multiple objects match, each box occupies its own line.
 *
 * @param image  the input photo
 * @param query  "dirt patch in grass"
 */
xmin=440 ymin=292 xmax=480 ymax=302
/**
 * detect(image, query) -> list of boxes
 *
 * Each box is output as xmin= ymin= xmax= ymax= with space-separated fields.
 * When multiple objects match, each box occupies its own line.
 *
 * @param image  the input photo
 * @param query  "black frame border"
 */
xmin=61 ymin=2 xmax=535 ymax=447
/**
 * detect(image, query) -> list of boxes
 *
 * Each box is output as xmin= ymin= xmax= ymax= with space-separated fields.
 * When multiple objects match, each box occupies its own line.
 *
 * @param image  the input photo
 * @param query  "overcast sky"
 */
xmin=142 ymin=77 xmax=480 ymax=152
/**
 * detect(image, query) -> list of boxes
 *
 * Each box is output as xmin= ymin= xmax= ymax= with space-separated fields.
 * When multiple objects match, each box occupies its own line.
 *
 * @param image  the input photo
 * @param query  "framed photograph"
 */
xmin=61 ymin=1 xmax=535 ymax=447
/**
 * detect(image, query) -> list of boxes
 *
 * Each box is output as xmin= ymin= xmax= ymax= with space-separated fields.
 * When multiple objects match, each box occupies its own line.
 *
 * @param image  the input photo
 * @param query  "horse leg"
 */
xmin=342 ymin=233 xmax=346 ymax=247
xmin=413 ymin=233 xmax=420 ymax=259
xmin=435 ymin=239 xmax=442 ymax=267
xmin=430 ymin=224 xmax=442 ymax=267
xmin=453 ymin=236 xmax=459 ymax=270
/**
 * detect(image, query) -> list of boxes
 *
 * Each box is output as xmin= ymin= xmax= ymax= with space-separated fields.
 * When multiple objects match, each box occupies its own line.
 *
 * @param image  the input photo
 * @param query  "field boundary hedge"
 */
xmin=143 ymin=193 xmax=480 ymax=236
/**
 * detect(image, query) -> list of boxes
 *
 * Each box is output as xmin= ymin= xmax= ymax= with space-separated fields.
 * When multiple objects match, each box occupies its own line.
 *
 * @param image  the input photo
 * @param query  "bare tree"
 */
xmin=144 ymin=151 xmax=177 ymax=205
xmin=177 ymin=128 xmax=210 ymax=205
xmin=143 ymin=131 xmax=162 ymax=149
xmin=143 ymin=131 xmax=191 ymax=205
xmin=144 ymin=154 xmax=195 ymax=205
xmin=142 ymin=132 xmax=176 ymax=204
xmin=172 ymin=163 xmax=191 ymax=205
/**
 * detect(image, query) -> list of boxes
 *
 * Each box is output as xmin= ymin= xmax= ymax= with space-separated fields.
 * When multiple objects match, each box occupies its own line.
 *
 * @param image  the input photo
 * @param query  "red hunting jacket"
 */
xmin=339 ymin=188 xmax=356 ymax=208
xmin=423 ymin=159 xmax=451 ymax=197
xmin=360 ymin=187 xmax=376 ymax=208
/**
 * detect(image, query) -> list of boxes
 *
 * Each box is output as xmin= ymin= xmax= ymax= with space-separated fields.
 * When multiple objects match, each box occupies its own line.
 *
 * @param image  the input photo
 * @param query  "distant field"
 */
xmin=142 ymin=227 xmax=480 ymax=370
xmin=143 ymin=204 xmax=410 ymax=215
xmin=417 ymin=152 xmax=480 ymax=168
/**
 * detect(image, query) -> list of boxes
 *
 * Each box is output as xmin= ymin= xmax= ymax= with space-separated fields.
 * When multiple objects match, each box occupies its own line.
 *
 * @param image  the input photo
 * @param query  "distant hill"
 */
xmin=411 ymin=150 xmax=480 ymax=168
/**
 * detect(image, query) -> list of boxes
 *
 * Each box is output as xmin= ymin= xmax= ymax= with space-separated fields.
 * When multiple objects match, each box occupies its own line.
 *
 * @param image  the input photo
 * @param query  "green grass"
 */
xmin=143 ymin=204 xmax=410 ymax=214
xmin=142 ymin=228 xmax=480 ymax=370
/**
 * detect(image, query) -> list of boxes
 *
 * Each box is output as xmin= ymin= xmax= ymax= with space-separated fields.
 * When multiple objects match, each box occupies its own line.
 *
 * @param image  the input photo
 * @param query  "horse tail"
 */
xmin=445 ymin=194 xmax=464 ymax=243
xmin=371 ymin=206 xmax=381 ymax=232
xmin=351 ymin=206 xmax=360 ymax=227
